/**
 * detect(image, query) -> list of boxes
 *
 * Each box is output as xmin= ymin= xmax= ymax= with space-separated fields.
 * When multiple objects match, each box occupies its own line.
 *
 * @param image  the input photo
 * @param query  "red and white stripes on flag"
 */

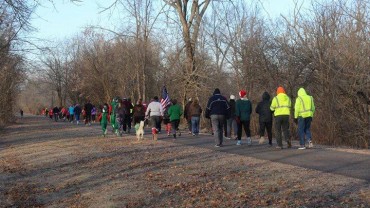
xmin=160 ymin=86 xmax=171 ymax=111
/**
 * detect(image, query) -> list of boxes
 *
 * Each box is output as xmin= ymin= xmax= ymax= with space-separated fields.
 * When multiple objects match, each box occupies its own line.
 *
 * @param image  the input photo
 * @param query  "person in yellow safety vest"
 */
xmin=270 ymin=86 xmax=292 ymax=149
xmin=294 ymin=87 xmax=315 ymax=150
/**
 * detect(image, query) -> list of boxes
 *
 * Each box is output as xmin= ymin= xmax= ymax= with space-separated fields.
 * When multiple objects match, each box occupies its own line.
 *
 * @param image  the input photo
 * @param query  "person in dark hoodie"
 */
xmin=226 ymin=95 xmax=237 ymax=140
xmin=256 ymin=92 xmax=273 ymax=146
xmin=205 ymin=88 xmax=230 ymax=147
xmin=52 ymin=106 xmax=60 ymax=122
xmin=74 ymin=104 xmax=82 ymax=125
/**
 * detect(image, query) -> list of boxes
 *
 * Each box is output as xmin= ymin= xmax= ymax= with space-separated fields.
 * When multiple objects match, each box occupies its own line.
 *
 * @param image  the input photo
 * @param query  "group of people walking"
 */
xmin=205 ymin=87 xmax=315 ymax=149
xmin=42 ymin=101 xmax=95 ymax=125
xmin=42 ymin=86 xmax=315 ymax=150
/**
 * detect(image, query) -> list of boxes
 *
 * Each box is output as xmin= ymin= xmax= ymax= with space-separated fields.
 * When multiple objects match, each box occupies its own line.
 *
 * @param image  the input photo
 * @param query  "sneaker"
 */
xmin=215 ymin=144 xmax=223 ymax=147
xmin=224 ymin=137 xmax=231 ymax=140
xmin=236 ymin=140 xmax=242 ymax=146
xmin=308 ymin=141 xmax=313 ymax=148
xmin=276 ymin=146 xmax=283 ymax=149
xmin=167 ymin=133 xmax=170 ymax=136
xmin=188 ymin=131 xmax=192 ymax=134
xmin=192 ymin=133 xmax=196 ymax=136
xmin=298 ymin=146 xmax=306 ymax=150
xmin=247 ymin=137 xmax=252 ymax=145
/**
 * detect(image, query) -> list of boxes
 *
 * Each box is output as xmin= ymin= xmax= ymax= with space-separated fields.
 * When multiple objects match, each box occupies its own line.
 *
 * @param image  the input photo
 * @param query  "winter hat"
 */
xmin=276 ymin=86 xmax=286 ymax=95
xmin=230 ymin=95 xmax=235 ymax=100
xmin=239 ymin=90 xmax=247 ymax=98
xmin=213 ymin=88 xmax=221 ymax=95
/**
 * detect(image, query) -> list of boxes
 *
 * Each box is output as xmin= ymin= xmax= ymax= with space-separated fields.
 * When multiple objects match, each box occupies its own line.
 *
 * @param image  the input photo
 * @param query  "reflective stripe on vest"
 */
xmin=275 ymin=96 xmax=290 ymax=109
xmin=298 ymin=96 xmax=313 ymax=113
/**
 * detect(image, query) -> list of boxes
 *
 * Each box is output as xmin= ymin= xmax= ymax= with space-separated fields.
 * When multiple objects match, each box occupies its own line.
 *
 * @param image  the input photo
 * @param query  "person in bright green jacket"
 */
xmin=168 ymin=99 xmax=183 ymax=139
xmin=294 ymin=87 xmax=315 ymax=149
xmin=270 ymin=86 xmax=291 ymax=149
xmin=110 ymin=97 xmax=119 ymax=135
xmin=100 ymin=103 xmax=109 ymax=137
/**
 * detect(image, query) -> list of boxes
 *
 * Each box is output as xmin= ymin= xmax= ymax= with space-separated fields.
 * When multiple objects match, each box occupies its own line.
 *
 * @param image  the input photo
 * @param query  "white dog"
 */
xmin=136 ymin=120 xmax=145 ymax=141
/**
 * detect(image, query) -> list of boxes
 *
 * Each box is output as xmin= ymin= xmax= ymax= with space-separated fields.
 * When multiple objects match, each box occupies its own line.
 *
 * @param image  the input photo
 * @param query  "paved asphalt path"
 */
xmin=2 ymin=115 xmax=369 ymax=182
xmin=159 ymin=133 xmax=370 ymax=182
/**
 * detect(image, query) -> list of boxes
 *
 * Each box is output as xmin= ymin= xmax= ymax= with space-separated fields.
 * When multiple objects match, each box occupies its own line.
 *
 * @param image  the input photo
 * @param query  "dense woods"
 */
xmin=1 ymin=0 xmax=369 ymax=147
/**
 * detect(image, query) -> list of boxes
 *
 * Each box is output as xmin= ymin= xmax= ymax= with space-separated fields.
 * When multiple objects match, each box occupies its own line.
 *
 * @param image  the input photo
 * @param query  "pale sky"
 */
xmin=31 ymin=0 xmax=309 ymax=41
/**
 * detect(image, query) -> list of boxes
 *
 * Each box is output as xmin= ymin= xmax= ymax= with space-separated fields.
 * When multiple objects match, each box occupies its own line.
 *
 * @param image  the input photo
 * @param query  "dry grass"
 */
xmin=0 ymin=117 xmax=369 ymax=207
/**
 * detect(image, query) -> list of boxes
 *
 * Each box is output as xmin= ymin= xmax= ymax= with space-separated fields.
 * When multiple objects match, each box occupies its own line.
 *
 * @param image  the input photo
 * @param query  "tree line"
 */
xmin=2 ymin=0 xmax=369 ymax=148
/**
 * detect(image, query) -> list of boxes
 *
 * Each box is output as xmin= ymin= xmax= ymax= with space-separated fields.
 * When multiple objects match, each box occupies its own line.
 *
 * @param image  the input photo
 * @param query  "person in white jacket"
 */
xmin=145 ymin=96 xmax=164 ymax=135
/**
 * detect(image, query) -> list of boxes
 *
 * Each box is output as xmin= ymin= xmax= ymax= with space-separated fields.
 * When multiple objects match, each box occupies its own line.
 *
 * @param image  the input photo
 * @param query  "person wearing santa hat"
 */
xmin=235 ymin=90 xmax=252 ymax=145
xmin=270 ymin=86 xmax=292 ymax=149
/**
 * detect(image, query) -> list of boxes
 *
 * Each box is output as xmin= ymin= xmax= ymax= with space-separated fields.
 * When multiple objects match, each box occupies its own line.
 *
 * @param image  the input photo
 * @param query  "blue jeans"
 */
xmin=75 ymin=114 xmax=80 ymax=122
xmin=298 ymin=117 xmax=312 ymax=146
xmin=191 ymin=116 xmax=200 ymax=135
xmin=226 ymin=118 xmax=237 ymax=137
xmin=210 ymin=115 xmax=225 ymax=145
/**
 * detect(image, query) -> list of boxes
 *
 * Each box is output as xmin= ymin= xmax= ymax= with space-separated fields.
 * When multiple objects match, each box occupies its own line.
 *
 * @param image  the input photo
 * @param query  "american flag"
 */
xmin=160 ymin=86 xmax=171 ymax=111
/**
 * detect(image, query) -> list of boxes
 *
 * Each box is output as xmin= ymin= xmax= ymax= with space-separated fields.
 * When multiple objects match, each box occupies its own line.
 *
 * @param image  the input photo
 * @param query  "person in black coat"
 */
xmin=84 ymin=100 xmax=93 ymax=125
xmin=52 ymin=106 xmax=60 ymax=122
xmin=206 ymin=88 xmax=230 ymax=147
xmin=74 ymin=104 xmax=82 ymax=125
xmin=255 ymin=92 xmax=273 ymax=146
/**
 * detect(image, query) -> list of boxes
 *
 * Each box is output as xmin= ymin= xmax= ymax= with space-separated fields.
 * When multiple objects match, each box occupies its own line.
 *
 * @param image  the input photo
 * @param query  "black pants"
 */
xmin=274 ymin=115 xmax=290 ymax=147
xmin=237 ymin=120 xmax=251 ymax=140
xmin=69 ymin=114 xmax=74 ymax=122
xmin=85 ymin=113 xmax=91 ymax=124
xmin=54 ymin=113 xmax=59 ymax=122
xmin=259 ymin=121 xmax=273 ymax=144
xmin=171 ymin=119 xmax=180 ymax=134
xmin=123 ymin=115 xmax=132 ymax=131
xmin=133 ymin=116 xmax=145 ymax=124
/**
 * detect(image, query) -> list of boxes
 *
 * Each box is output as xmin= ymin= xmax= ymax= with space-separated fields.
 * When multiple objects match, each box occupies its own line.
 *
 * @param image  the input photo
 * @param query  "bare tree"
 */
xmin=164 ymin=0 xmax=211 ymax=100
